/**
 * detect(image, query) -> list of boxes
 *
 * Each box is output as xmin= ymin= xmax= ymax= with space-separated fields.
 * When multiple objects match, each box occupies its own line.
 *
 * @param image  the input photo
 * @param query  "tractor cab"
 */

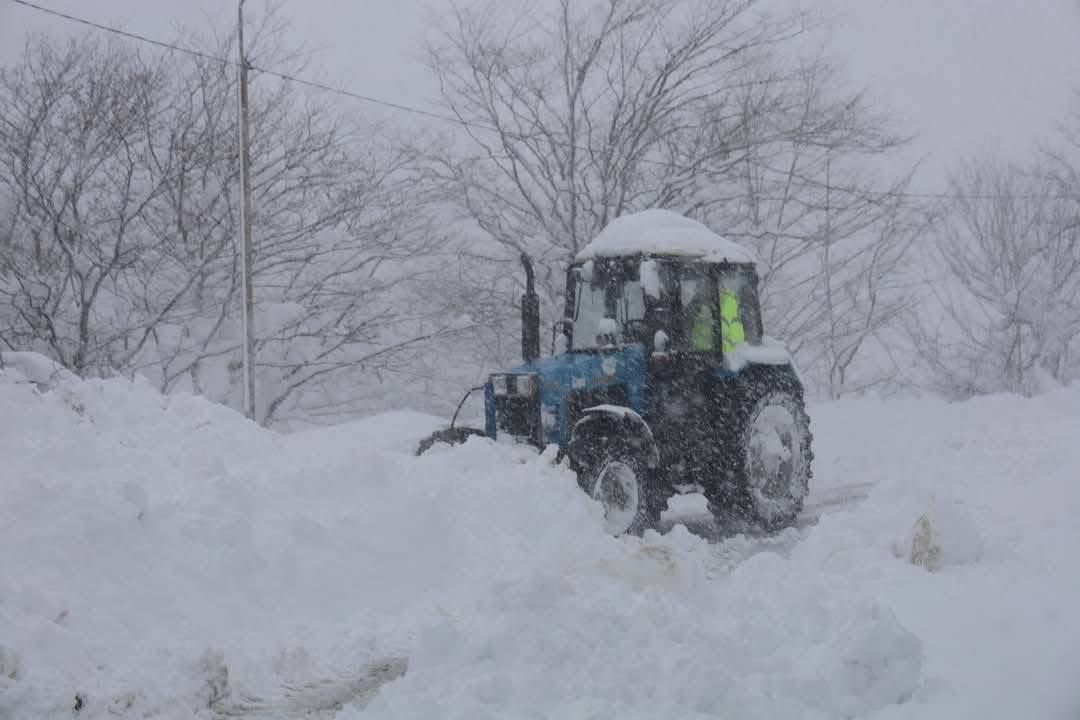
xmin=562 ymin=253 xmax=763 ymax=358
xmin=421 ymin=209 xmax=812 ymax=537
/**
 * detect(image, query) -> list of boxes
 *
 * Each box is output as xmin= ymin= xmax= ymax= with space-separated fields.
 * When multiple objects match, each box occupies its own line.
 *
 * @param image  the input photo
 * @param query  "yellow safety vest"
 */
xmin=720 ymin=289 xmax=744 ymax=353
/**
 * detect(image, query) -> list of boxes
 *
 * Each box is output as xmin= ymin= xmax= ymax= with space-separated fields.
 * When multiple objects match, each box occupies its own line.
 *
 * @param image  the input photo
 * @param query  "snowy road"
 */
xmin=660 ymin=479 xmax=875 ymax=537
xmin=799 ymin=480 xmax=875 ymax=521
xmin=3 ymin=364 xmax=1080 ymax=719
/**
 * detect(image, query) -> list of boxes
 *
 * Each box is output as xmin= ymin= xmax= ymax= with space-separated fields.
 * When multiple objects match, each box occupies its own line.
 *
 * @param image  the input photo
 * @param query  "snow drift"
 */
xmin=2 ymin=359 xmax=1079 ymax=718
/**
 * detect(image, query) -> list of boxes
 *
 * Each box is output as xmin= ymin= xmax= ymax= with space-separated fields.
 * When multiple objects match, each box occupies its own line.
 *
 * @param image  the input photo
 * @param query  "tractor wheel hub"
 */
xmin=592 ymin=460 xmax=640 ymax=535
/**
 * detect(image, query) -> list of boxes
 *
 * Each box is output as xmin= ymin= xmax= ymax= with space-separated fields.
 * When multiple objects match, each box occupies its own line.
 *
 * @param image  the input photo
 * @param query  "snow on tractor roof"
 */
xmin=575 ymin=209 xmax=755 ymax=264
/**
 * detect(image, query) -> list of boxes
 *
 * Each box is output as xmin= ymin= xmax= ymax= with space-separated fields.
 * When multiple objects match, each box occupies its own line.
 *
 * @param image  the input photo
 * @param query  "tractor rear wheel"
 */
xmin=711 ymin=365 xmax=813 ymax=530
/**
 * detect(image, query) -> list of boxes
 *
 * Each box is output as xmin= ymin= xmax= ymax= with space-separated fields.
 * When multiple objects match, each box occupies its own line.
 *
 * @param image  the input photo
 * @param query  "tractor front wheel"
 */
xmin=571 ymin=430 xmax=662 ymax=536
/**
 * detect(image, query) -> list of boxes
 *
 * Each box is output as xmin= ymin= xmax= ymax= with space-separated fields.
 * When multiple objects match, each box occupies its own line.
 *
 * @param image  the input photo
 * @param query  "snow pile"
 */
xmin=804 ymin=390 xmax=1080 ymax=719
xmin=0 ymin=369 xmax=616 ymax=718
xmin=374 ymin=538 xmax=922 ymax=719
xmin=904 ymin=499 xmax=984 ymax=572
xmin=3 ymin=357 xmax=1080 ymax=718
xmin=575 ymin=209 xmax=755 ymax=263
xmin=0 ymin=351 xmax=77 ymax=390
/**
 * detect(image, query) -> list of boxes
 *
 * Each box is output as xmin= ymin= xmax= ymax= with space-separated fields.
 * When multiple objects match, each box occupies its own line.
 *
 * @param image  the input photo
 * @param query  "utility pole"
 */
xmin=236 ymin=0 xmax=257 ymax=421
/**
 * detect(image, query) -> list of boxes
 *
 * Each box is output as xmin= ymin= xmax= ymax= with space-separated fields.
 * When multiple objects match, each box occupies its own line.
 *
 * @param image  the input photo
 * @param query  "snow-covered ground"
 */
xmin=2 ymin=361 xmax=1079 ymax=719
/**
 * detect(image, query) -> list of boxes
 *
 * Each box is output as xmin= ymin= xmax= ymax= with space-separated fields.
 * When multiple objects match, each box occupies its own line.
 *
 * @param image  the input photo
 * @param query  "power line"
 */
xmin=10 ymin=0 xmax=229 ymax=65
xmin=8 ymin=0 xmax=499 ymax=132
xmin=8 ymin=0 xmax=1080 ymax=204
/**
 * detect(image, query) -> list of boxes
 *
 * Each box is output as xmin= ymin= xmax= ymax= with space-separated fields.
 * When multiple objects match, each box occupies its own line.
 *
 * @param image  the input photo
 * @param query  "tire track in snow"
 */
xmin=210 ymin=656 xmax=408 ymax=719
xmin=659 ymin=481 xmax=874 ymax=538
xmin=656 ymin=481 xmax=875 ymax=577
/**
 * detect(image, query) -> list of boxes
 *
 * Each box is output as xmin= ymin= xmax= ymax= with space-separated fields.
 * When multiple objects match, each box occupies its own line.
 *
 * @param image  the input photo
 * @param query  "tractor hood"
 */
xmin=487 ymin=344 xmax=648 ymax=447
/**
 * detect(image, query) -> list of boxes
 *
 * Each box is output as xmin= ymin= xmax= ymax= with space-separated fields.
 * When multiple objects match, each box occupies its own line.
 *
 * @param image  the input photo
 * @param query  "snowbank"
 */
xmin=0 ymin=351 xmax=77 ymax=390
xmin=575 ymin=209 xmax=755 ymax=263
xmin=2 ymin=358 xmax=1080 ymax=718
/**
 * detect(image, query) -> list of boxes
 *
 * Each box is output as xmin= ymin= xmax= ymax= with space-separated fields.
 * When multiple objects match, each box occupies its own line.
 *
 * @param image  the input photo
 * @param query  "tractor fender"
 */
xmin=723 ymin=335 xmax=804 ymax=385
xmin=568 ymin=404 xmax=660 ymax=469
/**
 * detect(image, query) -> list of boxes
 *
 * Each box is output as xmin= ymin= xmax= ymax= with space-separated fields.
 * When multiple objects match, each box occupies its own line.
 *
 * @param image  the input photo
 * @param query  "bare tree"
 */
xmin=0 ymin=36 xmax=173 ymax=374
xmin=912 ymin=158 xmax=1080 ymax=398
xmin=0 ymin=20 xmax=465 ymax=426
xmin=771 ymin=175 xmax=925 ymax=398
xmin=425 ymin=0 xmax=819 ymax=304
xmin=126 ymin=22 xmax=466 ymax=425
xmin=700 ymin=51 xmax=916 ymax=396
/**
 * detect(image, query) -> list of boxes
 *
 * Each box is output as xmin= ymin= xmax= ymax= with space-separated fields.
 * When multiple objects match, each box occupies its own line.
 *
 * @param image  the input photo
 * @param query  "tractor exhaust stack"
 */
xmin=520 ymin=253 xmax=541 ymax=363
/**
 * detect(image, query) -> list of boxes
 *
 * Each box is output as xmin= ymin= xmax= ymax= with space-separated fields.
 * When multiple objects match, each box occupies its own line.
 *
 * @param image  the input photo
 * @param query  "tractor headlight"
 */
xmin=491 ymin=373 xmax=542 ymax=446
xmin=490 ymin=373 xmax=538 ymax=397
xmin=515 ymin=374 xmax=537 ymax=396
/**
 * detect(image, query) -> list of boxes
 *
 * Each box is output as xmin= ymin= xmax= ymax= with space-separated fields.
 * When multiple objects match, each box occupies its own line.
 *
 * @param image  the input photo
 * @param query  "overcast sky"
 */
xmin=3 ymin=0 xmax=1079 ymax=192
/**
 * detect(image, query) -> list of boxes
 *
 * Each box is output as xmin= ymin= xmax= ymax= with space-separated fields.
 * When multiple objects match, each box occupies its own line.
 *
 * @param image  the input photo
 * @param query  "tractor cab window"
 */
xmin=718 ymin=270 xmax=762 ymax=347
xmin=669 ymin=266 xmax=762 ymax=353
xmin=572 ymin=264 xmax=646 ymax=350
xmin=679 ymin=272 xmax=717 ymax=352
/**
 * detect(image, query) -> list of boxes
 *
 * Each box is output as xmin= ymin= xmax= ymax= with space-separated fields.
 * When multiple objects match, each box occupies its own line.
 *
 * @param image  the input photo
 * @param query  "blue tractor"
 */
xmin=419 ymin=210 xmax=812 ymax=535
